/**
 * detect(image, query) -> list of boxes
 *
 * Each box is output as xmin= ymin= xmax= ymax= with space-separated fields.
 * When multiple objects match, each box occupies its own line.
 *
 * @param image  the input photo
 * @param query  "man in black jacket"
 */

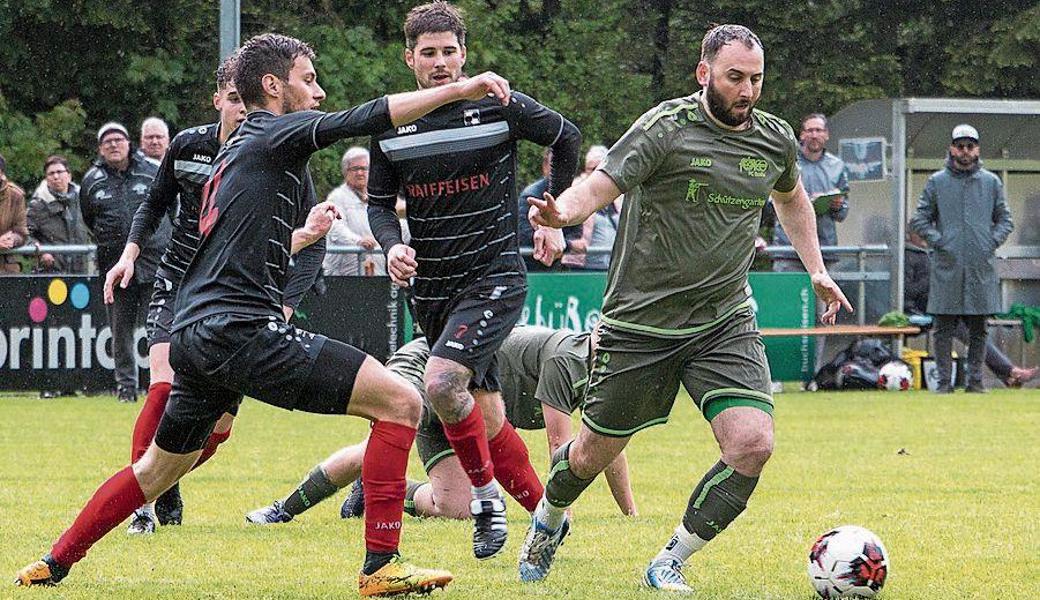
xmin=81 ymin=122 xmax=171 ymax=403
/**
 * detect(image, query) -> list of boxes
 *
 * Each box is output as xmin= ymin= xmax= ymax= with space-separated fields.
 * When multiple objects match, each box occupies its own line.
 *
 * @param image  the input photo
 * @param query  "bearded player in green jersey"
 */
xmin=520 ymin=24 xmax=852 ymax=591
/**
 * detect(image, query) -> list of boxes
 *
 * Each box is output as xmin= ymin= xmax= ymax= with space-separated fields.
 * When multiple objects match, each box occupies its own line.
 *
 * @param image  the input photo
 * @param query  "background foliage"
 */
xmin=2 ymin=0 xmax=1038 ymax=194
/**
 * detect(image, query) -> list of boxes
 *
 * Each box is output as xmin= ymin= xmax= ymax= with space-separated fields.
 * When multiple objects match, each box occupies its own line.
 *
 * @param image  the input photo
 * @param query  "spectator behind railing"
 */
xmin=519 ymin=147 xmax=583 ymax=271
xmin=27 ymin=155 xmax=90 ymax=273
xmin=323 ymin=146 xmax=386 ymax=276
xmin=770 ymin=113 xmax=850 ymax=272
xmin=81 ymin=121 xmax=167 ymax=403
xmin=137 ymin=117 xmax=170 ymax=167
xmin=0 ymin=152 xmax=29 ymax=274
xmin=585 ymin=195 xmax=621 ymax=270
xmin=560 ymin=145 xmax=608 ymax=270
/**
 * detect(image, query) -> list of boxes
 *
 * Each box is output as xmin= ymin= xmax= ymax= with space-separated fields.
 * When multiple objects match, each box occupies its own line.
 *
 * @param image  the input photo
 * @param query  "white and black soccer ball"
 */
xmin=808 ymin=525 xmax=889 ymax=598
xmin=877 ymin=361 xmax=913 ymax=391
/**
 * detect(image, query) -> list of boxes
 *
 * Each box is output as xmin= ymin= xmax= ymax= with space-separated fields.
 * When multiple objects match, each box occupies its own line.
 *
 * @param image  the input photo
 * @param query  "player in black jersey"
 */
xmin=103 ymin=53 xmax=249 ymax=536
xmin=367 ymin=1 xmax=582 ymax=562
xmin=16 ymin=33 xmax=512 ymax=596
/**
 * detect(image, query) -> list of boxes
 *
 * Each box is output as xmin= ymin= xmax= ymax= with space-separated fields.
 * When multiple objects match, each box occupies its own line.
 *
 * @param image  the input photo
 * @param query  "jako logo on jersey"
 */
xmin=690 ymin=157 xmax=712 ymax=168
xmin=192 ymin=153 xmax=212 ymax=164
xmin=0 ymin=279 xmax=147 ymax=370
xmin=464 ymin=109 xmax=480 ymax=125
xmin=397 ymin=124 xmax=418 ymax=135
xmin=405 ymin=173 xmax=491 ymax=198
xmin=453 ymin=324 xmax=469 ymax=339
xmin=739 ymin=157 xmax=769 ymax=178
xmin=445 ymin=340 xmax=464 ymax=350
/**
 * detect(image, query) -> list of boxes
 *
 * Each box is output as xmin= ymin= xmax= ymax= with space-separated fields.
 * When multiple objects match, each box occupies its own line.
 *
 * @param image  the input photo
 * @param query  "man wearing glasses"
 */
xmin=771 ymin=113 xmax=850 ymax=272
xmin=323 ymin=146 xmax=385 ymax=276
xmin=28 ymin=155 xmax=90 ymax=273
xmin=81 ymin=122 xmax=171 ymax=403
xmin=911 ymin=124 xmax=1014 ymax=394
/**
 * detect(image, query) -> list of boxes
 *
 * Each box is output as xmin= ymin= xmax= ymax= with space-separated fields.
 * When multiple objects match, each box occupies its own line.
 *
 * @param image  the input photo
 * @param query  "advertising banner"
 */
xmin=520 ymin=271 xmax=814 ymax=380
xmin=1 ymin=276 xmax=405 ymax=392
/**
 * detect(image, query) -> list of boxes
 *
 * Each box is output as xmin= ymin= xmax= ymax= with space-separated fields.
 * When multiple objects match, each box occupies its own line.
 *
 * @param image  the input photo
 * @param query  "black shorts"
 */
xmin=414 ymin=279 xmax=526 ymax=392
xmin=155 ymin=313 xmax=367 ymax=454
xmin=146 ymin=274 xmax=178 ymax=347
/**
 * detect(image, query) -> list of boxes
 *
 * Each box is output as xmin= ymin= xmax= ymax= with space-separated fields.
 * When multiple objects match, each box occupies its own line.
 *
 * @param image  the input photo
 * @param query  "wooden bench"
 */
xmin=760 ymin=325 xmax=920 ymax=337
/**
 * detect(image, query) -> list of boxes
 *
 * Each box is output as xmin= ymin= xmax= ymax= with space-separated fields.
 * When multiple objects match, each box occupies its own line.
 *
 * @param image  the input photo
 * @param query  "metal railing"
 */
xmin=765 ymin=245 xmax=891 ymax=325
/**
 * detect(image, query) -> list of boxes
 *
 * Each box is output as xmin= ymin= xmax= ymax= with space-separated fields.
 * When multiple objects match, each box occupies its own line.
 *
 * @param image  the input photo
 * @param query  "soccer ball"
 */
xmin=877 ymin=361 xmax=913 ymax=391
xmin=808 ymin=525 xmax=889 ymax=598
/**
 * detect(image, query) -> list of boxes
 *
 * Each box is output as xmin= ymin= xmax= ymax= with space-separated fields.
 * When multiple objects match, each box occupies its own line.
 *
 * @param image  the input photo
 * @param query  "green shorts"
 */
xmin=582 ymin=306 xmax=773 ymax=438
xmin=415 ymin=400 xmax=455 ymax=473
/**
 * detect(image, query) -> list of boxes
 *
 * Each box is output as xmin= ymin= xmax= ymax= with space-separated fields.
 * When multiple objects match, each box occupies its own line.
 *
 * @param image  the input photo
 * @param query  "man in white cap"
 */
xmin=80 ymin=121 xmax=170 ymax=403
xmin=910 ymin=124 xmax=1014 ymax=393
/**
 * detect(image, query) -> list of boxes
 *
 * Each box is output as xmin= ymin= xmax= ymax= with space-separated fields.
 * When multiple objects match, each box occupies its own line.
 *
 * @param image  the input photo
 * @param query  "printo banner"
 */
xmin=1 ymin=276 xmax=405 ymax=392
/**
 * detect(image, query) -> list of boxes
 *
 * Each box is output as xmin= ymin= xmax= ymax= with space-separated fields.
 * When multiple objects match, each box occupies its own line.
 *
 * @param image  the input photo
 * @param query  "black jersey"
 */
xmin=368 ymin=91 xmax=581 ymax=303
xmin=172 ymin=99 xmax=392 ymax=330
xmin=127 ymin=122 xmax=220 ymax=283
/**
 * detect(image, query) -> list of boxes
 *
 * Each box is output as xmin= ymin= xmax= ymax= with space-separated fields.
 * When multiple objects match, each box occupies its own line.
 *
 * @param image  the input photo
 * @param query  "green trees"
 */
xmin=1 ymin=0 xmax=1036 ymax=194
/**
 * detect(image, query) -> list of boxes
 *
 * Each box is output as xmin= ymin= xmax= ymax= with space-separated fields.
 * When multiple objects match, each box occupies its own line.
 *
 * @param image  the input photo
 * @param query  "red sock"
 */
xmin=191 ymin=428 xmax=231 ymax=471
xmin=489 ymin=422 xmax=543 ymax=512
xmin=363 ymin=420 xmax=416 ymax=553
xmin=51 ymin=466 xmax=146 ymax=567
xmin=131 ymin=382 xmax=171 ymax=463
xmin=442 ymin=403 xmax=494 ymax=488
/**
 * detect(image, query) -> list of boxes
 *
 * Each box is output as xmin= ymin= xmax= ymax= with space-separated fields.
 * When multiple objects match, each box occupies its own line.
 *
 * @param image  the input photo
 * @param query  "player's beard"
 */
xmin=705 ymin=78 xmax=755 ymax=128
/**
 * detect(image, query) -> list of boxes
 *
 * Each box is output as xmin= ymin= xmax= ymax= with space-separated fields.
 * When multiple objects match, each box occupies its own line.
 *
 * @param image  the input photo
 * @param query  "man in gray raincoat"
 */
xmin=910 ymin=124 xmax=1014 ymax=393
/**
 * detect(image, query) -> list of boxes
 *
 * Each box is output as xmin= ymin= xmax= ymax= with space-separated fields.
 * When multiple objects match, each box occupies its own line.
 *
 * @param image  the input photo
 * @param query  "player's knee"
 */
xmin=723 ymin=427 xmax=774 ymax=471
xmin=383 ymin=379 xmax=422 ymax=427
xmin=133 ymin=449 xmax=191 ymax=500
xmin=425 ymin=372 xmax=468 ymax=419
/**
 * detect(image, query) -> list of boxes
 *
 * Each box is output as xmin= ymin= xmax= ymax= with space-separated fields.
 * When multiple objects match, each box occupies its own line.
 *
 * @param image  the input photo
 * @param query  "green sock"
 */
xmin=541 ymin=441 xmax=596 ymax=528
xmin=282 ymin=466 xmax=340 ymax=516
xmin=681 ymin=461 xmax=759 ymax=542
xmin=403 ymin=480 xmax=427 ymax=517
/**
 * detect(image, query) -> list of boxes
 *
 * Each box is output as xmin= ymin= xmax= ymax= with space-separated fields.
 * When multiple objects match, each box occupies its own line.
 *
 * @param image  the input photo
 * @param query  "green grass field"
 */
xmin=1 ymin=388 xmax=1038 ymax=599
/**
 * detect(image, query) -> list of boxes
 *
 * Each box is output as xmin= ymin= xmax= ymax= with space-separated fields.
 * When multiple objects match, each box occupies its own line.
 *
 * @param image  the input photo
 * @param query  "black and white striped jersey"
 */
xmin=368 ymin=91 xmax=581 ymax=303
xmin=172 ymin=99 xmax=392 ymax=330
xmin=127 ymin=122 xmax=220 ymax=284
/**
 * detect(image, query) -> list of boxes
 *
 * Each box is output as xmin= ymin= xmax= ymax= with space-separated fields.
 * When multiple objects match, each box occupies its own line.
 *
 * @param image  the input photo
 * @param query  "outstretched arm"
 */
xmin=603 ymin=451 xmax=638 ymax=516
xmin=528 ymin=170 xmax=621 ymax=230
xmin=386 ymin=71 xmax=511 ymax=127
xmin=772 ymin=178 xmax=853 ymax=323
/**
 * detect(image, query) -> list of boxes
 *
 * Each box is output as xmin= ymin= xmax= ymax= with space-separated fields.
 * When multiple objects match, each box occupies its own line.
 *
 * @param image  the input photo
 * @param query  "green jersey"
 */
xmin=598 ymin=92 xmax=799 ymax=336
xmin=385 ymin=326 xmax=590 ymax=430
xmin=496 ymin=326 xmax=590 ymax=429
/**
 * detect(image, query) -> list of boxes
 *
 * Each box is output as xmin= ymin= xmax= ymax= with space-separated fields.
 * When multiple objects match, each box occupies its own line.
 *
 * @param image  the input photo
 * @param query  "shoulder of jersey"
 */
xmin=173 ymin=123 xmax=220 ymax=160
xmin=176 ymin=123 xmax=219 ymax=144
xmin=84 ymin=164 xmax=105 ymax=180
xmin=640 ymin=97 xmax=703 ymax=133
xmin=752 ymin=108 xmax=797 ymax=142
